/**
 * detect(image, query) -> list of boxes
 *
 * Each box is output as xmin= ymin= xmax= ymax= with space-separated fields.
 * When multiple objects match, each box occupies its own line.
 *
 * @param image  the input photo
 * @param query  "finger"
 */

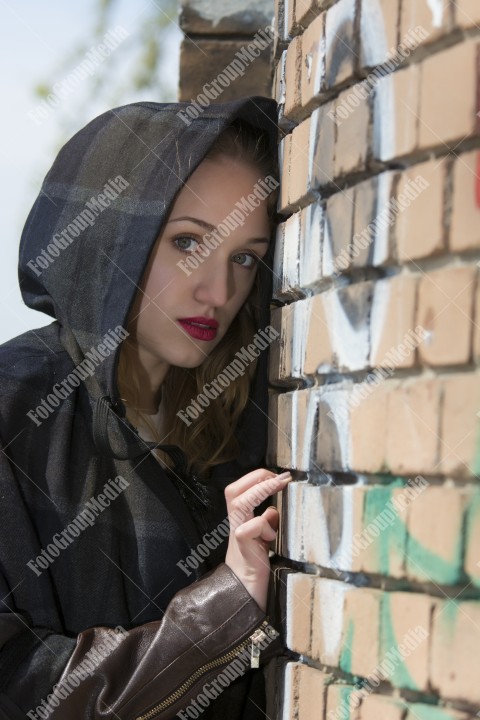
xmin=234 ymin=515 xmax=278 ymax=544
xmin=228 ymin=475 xmax=291 ymax=527
xmin=262 ymin=506 xmax=279 ymax=533
xmin=224 ymin=468 xmax=290 ymax=502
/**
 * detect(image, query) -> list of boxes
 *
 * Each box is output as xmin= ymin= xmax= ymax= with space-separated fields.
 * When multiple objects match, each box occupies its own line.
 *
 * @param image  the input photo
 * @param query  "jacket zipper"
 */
xmin=134 ymin=618 xmax=273 ymax=720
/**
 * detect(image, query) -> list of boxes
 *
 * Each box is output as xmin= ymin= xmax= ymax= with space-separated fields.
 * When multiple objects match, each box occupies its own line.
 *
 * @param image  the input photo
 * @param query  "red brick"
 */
xmin=416 ymin=266 xmax=476 ymax=366
xmin=369 ymin=274 xmax=419 ymax=369
xmin=439 ymin=372 xmax=480 ymax=476
xmin=373 ymin=64 xmax=420 ymax=161
xmin=334 ymin=87 xmax=370 ymax=177
xmin=418 ymin=39 xmax=479 ymax=149
xmin=386 ymin=377 xmax=441 ymax=474
xmin=301 ymin=11 xmax=325 ymax=108
xmin=431 ymin=599 xmax=480 ymax=704
xmin=325 ymin=0 xmax=357 ymax=89
xmin=395 ymin=159 xmax=446 ymax=261
xmin=284 ymin=36 xmax=302 ymax=118
xmin=450 ymin=149 xmax=480 ymax=252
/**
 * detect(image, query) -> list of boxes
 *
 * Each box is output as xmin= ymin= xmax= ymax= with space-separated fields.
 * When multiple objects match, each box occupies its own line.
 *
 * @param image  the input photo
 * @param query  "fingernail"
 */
xmin=275 ymin=471 xmax=292 ymax=481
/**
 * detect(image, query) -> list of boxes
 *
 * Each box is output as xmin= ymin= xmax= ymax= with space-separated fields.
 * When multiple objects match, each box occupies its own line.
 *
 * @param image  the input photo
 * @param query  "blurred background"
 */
xmin=0 ymin=0 xmax=181 ymax=343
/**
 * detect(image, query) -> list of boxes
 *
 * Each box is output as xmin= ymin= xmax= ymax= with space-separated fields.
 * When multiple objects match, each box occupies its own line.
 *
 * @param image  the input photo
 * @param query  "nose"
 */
xmin=193 ymin=257 xmax=233 ymax=308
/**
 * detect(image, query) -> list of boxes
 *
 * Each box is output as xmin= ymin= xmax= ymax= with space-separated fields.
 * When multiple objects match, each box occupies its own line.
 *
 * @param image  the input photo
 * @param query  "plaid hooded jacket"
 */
xmin=0 ymin=96 xmax=280 ymax=719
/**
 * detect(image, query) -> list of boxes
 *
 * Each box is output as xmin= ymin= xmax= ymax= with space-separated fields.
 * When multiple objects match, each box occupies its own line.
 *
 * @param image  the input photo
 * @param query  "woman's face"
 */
xmin=127 ymin=154 xmax=271 ymax=383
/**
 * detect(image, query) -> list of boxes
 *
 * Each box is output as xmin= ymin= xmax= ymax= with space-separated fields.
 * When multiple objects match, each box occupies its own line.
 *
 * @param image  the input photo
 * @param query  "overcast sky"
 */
xmin=0 ymin=0 xmax=181 ymax=344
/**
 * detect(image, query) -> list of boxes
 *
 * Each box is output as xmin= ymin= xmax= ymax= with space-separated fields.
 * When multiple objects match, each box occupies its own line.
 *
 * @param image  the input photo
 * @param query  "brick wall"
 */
xmin=178 ymin=0 xmax=274 ymax=101
xmin=269 ymin=1 xmax=480 ymax=719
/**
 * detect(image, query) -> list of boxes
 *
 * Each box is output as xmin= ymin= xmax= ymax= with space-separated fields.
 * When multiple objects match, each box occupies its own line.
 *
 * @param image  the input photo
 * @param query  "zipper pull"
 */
xmin=250 ymin=626 xmax=267 ymax=668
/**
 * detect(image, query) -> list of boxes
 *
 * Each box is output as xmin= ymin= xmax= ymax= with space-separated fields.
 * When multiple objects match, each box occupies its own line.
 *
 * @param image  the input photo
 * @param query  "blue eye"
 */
xmin=232 ymin=252 xmax=258 ymax=269
xmin=173 ymin=236 xmax=199 ymax=253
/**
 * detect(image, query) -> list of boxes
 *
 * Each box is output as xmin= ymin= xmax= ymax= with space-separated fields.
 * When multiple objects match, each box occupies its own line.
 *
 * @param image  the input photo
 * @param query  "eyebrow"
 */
xmin=168 ymin=216 xmax=270 ymax=244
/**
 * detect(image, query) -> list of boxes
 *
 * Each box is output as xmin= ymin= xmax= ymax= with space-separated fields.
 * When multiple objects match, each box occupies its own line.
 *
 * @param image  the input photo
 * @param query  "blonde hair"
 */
xmin=117 ymin=120 xmax=278 ymax=478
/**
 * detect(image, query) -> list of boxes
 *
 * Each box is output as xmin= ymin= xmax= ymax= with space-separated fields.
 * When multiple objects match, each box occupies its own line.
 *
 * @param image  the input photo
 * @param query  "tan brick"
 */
xmin=295 ymin=0 xmax=319 ymax=28
xmin=284 ymin=36 xmax=302 ymax=119
xmin=450 ymin=149 xmax=480 ymax=252
xmin=406 ymin=486 xmax=472 ymax=584
xmin=352 ymin=172 xmax=397 ymax=268
xmin=281 ymin=480 xmax=305 ymax=561
xmin=325 ymin=0 xmax=357 ymax=89
xmin=301 ymin=485 xmax=365 ymax=571
xmin=406 ymin=704 xmax=471 ymax=720
xmin=310 ymin=103 xmax=336 ymax=188
xmin=301 ymin=11 xmax=325 ymax=108
xmin=324 ymin=188 xmax=355 ymax=275
xmin=464 ymin=488 xmax=480 ymax=588
xmin=277 ymin=132 xmax=292 ymax=214
xmin=272 ymin=210 xmax=301 ymax=300
xmin=386 ymin=377 xmax=441 ymax=474
xmin=359 ymin=0 xmax=400 ymax=68
xmin=431 ymin=599 xmax=480 ymax=704
xmin=340 ymin=587 xmax=381 ymax=677
xmin=334 ymin=88 xmax=370 ymax=177
xmin=311 ymin=579 xmax=353 ymax=664
xmin=268 ymin=304 xmax=293 ymax=384
xmin=325 ymin=684 xmax=363 ymax=720
xmin=359 ymin=483 xmax=411 ymax=578
xmin=290 ymin=117 xmax=315 ymax=207
xmin=380 ymin=591 xmax=432 ymax=691
xmin=395 ymin=159 xmax=445 ymax=261
xmin=418 ymin=39 xmax=479 ymax=149
xmin=454 ymin=0 xmax=480 ymax=28
xmin=373 ymin=64 xmax=420 ymax=161
xmin=349 ymin=383 xmax=388 ymax=473
xmin=416 ymin=266 xmax=476 ymax=366
xmin=401 ymin=0 xmax=452 ymax=42
xmin=369 ymin=274 xmax=419 ymax=369
xmin=282 ymin=663 xmax=331 ymax=720
xmin=439 ymin=372 xmax=480 ymax=476
xmin=279 ymin=389 xmax=319 ymax=470
xmin=474 ymin=280 xmax=480 ymax=362
xmin=316 ymin=384 xmax=352 ymax=471
xmin=285 ymin=572 xmax=314 ymax=655
xmin=360 ymin=694 xmax=407 ymax=720
xmin=303 ymin=293 xmax=335 ymax=374
xmin=266 ymin=392 xmax=279 ymax=467
xmin=299 ymin=201 xmax=324 ymax=290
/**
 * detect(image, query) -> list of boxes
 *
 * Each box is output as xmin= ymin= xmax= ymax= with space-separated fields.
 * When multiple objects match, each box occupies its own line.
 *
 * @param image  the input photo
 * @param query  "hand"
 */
xmin=224 ymin=468 xmax=292 ymax=612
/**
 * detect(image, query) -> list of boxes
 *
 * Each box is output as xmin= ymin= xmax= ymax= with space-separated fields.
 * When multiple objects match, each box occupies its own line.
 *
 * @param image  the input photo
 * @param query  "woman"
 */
xmin=0 ymin=96 xmax=291 ymax=719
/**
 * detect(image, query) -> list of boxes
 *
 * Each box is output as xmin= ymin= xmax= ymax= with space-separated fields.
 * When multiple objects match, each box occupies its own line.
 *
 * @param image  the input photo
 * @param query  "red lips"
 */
xmin=177 ymin=316 xmax=219 ymax=341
